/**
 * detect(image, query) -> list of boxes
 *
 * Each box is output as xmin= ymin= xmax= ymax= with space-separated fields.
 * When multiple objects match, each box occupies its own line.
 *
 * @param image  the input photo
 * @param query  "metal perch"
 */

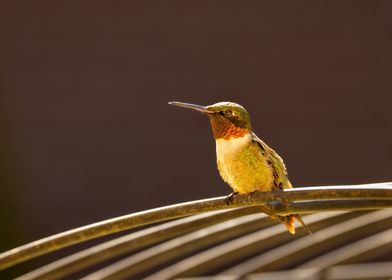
xmin=0 ymin=182 xmax=392 ymax=278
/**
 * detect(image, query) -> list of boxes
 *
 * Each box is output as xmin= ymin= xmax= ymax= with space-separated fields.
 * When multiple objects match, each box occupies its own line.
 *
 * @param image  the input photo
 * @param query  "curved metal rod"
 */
xmin=264 ymin=199 xmax=392 ymax=215
xmin=145 ymin=211 xmax=357 ymax=280
xmin=1 ymin=183 xmax=392 ymax=271
xmin=80 ymin=213 xmax=273 ymax=280
xmin=251 ymin=229 xmax=392 ymax=280
xmin=324 ymin=261 xmax=392 ymax=280
xmin=84 ymin=202 xmax=392 ymax=280
xmin=300 ymin=227 xmax=392 ymax=269
xmin=19 ymin=200 xmax=390 ymax=280
xmin=18 ymin=200 xmax=389 ymax=280
xmin=16 ymin=207 xmax=261 ymax=280
xmin=220 ymin=209 xmax=392 ymax=277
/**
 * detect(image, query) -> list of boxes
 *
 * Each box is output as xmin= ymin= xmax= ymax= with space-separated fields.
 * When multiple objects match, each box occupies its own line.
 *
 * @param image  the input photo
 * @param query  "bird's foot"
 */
xmin=269 ymin=189 xmax=292 ymax=209
xmin=246 ymin=191 xmax=276 ymax=215
xmin=224 ymin=191 xmax=239 ymax=205
xmin=246 ymin=191 xmax=259 ymax=203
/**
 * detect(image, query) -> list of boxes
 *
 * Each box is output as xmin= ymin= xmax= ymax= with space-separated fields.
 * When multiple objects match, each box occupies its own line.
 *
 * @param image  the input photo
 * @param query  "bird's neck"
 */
xmin=209 ymin=115 xmax=250 ymax=140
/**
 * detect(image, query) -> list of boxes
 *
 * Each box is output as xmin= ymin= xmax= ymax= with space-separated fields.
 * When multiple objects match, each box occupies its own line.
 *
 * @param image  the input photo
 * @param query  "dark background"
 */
xmin=1 ymin=1 xmax=392 ymax=276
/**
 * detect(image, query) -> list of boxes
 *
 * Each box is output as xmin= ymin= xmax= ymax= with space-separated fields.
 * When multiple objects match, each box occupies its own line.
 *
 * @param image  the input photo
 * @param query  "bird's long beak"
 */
xmin=168 ymin=101 xmax=213 ymax=114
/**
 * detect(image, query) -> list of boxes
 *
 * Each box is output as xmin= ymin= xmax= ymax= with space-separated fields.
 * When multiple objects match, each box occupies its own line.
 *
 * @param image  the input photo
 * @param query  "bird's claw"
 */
xmin=270 ymin=190 xmax=292 ymax=208
xmin=246 ymin=191 xmax=258 ymax=203
xmin=224 ymin=192 xmax=238 ymax=205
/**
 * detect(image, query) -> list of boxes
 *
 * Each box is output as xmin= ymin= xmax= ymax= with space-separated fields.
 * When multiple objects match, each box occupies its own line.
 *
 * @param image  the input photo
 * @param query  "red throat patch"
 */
xmin=209 ymin=115 xmax=249 ymax=140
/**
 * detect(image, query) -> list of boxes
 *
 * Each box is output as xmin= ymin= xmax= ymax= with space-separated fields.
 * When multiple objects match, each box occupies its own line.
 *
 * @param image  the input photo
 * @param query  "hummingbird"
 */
xmin=169 ymin=101 xmax=311 ymax=234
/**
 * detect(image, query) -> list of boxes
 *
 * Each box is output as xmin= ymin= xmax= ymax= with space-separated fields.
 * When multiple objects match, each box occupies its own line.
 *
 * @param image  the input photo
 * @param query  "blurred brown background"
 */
xmin=1 ymin=1 xmax=392 ymax=276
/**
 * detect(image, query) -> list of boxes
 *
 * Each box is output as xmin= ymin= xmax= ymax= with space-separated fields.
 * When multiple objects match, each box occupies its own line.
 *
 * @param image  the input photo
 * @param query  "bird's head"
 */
xmin=169 ymin=101 xmax=252 ymax=140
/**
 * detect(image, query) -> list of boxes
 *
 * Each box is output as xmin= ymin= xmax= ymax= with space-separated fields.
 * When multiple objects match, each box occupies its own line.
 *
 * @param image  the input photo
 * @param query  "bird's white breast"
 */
xmin=216 ymin=134 xmax=251 ymax=161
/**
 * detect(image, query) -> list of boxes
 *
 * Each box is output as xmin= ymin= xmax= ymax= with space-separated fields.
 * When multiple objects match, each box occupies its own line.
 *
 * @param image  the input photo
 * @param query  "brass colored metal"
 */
xmin=1 ymin=183 xmax=392 ymax=279
xmin=15 ymin=207 xmax=261 ymax=280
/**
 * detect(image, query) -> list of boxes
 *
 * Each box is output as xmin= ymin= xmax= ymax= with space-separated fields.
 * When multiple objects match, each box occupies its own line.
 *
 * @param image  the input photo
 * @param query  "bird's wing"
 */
xmin=251 ymin=134 xmax=311 ymax=234
xmin=251 ymin=133 xmax=292 ymax=190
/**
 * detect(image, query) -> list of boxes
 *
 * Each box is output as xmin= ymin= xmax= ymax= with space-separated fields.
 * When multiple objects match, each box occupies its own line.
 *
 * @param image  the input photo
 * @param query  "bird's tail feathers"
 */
xmin=280 ymin=214 xmax=312 ymax=235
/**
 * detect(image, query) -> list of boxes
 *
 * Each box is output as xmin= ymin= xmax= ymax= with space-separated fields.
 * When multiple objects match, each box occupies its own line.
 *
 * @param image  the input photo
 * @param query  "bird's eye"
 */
xmin=224 ymin=110 xmax=233 ymax=117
